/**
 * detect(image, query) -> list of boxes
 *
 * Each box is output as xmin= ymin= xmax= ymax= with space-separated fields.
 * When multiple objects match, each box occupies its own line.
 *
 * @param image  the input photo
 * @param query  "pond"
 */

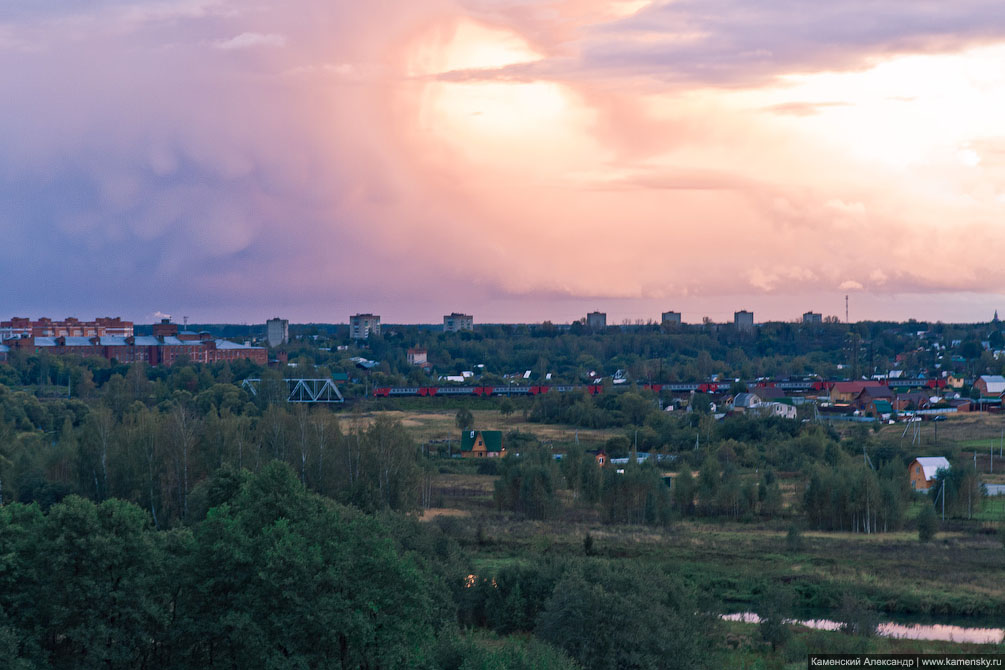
xmin=722 ymin=612 xmax=1004 ymax=644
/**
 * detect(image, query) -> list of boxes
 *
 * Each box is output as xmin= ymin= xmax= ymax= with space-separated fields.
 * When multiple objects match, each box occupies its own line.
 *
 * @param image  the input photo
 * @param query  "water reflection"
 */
xmin=722 ymin=612 xmax=1004 ymax=644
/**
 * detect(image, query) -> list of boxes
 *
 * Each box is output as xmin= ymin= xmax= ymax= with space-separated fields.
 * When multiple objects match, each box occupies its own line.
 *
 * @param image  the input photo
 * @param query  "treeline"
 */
xmin=459 ymin=560 xmax=720 ymax=670
xmin=526 ymin=388 xmax=803 ymax=446
xmin=282 ymin=316 xmax=1005 ymax=387
xmin=803 ymin=461 xmax=911 ymax=533
xmin=491 ymin=421 xmax=979 ymax=533
xmin=0 ymin=376 xmax=427 ymax=526
xmin=493 ymin=446 xmax=783 ymax=526
xmin=300 ymin=320 xmax=855 ymax=386
xmin=0 ymin=462 xmax=720 ymax=670
xmin=1 ymin=463 xmax=451 ymax=669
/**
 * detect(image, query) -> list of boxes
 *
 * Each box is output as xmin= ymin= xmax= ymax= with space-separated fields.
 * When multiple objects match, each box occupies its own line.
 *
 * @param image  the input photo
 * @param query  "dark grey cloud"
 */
xmin=0 ymin=0 xmax=468 ymax=321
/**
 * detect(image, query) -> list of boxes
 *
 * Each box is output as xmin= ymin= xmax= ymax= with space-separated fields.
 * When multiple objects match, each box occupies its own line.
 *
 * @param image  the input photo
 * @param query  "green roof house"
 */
xmin=870 ymin=399 xmax=894 ymax=418
xmin=460 ymin=430 xmax=505 ymax=458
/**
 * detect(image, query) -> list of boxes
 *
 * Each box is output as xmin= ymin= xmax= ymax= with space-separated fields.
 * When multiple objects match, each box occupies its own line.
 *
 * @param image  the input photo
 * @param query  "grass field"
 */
xmin=423 ymin=456 xmax=1005 ymax=620
xmin=458 ymin=512 xmax=1005 ymax=617
xmin=390 ymin=405 xmax=1005 ymax=628
xmin=874 ymin=412 xmax=1005 ymax=448
xmin=975 ymin=495 xmax=1005 ymax=522
xmin=347 ymin=408 xmax=621 ymax=446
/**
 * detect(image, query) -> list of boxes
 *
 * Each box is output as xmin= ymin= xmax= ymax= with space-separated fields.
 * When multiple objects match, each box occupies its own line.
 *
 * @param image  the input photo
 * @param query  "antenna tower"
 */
xmin=845 ymin=295 xmax=849 ymax=323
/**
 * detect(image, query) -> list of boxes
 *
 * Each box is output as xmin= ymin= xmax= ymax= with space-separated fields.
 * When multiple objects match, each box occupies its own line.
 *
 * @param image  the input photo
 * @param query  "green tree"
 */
xmin=697 ymin=454 xmax=720 ymax=515
xmin=757 ymin=585 xmax=793 ymax=652
xmin=0 ymin=496 xmax=167 ymax=670
xmin=494 ymin=448 xmax=560 ymax=520
xmin=785 ymin=523 xmax=804 ymax=553
xmin=672 ymin=466 xmax=696 ymax=516
xmin=455 ymin=407 xmax=474 ymax=431
xmin=176 ymin=462 xmax=450 ymax=668
xmin=918 ymin=502 xmax=938 ymax=542
xmin=536 ymin=563 xmax=719 ymax=670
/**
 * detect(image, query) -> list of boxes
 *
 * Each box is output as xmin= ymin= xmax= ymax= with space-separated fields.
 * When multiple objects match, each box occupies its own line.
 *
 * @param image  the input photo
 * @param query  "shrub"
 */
xmin=918 ymin=503 xmax=938 ymax=543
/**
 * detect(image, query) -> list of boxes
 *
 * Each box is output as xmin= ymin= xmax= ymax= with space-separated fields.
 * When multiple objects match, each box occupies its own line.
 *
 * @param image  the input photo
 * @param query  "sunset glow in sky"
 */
xmin=4 ymin=0 xmax=1005 ymax=324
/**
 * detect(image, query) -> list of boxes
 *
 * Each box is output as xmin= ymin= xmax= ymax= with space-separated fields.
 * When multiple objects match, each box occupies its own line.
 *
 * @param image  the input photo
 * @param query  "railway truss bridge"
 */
xmin=241 ymin=378 xmax=344 ymax=403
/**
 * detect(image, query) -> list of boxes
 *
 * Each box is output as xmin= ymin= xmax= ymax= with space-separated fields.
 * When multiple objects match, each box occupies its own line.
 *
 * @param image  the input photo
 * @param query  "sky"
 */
xmin=4 ymin=0 xmax=1005 ymax=325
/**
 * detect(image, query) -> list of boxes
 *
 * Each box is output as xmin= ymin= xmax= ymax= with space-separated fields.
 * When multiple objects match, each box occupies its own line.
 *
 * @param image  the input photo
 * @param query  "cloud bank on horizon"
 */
xmin=3 ymin=0 xmax=1005 ymax=323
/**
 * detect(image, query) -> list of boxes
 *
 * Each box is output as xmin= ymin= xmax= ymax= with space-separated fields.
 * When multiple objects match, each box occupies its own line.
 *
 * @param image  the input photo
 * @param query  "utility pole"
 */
xmin=938 ymin=480 xmax=945 ymax=520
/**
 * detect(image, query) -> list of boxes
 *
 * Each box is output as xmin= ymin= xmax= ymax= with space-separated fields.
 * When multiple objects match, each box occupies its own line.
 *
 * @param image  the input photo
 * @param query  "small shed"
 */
xmin=908 ymin=457 xmax=950 ymax=491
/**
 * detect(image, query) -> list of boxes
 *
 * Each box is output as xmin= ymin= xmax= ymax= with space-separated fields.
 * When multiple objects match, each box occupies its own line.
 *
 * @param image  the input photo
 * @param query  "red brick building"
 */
xmin=3 ymin=332 xmax=266 ymax=367
xmin=1 ymin=316 xmax=133 ymax=338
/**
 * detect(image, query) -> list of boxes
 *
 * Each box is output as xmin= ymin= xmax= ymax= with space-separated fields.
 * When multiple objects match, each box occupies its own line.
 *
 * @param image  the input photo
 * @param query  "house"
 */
xmin=460 ymin=430 xmax=505 ymax=458
xmin=830 ymin=381 xmax=884 ymax=404
xmin=908 ymin=457 xmax=950 ymax=491
xmin=945 ymin=374 xmax=965 ymax=389
xmin=945 ymin=398 xmax=971 ymax=413
xmin=974 ymin=375 xmax=1005 ymax=396
xmin=868 ymin=399 xmax=894 ymax=419
xmin=753 ymin=387 xmax=786 ymax=402
xmin=406 ymin=347 xmax=428 ymax=366
xmin=763 ymin=402 xmax=797 ymax=420
xmin=731 ymin=393 xmax=796 ymax=419
xmin=853 ymin=386 xmax=893 ymax=411
xmin=732 ymin=393 xmax=761 ymax=412
xmin=973 ymin=375 xmax=1005 ymax=410
xmin=892 ymin=391 xmax=930 ymax=412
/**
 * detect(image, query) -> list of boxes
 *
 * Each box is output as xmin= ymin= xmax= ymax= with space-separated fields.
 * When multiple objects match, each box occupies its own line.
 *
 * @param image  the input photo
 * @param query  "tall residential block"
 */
xmin=350 ymin=313 xmax=381 ymax=339
xmin=661 ymin=311 xmax=682 ymax=326
xmin=586 ymin=311 xmax=607 ymax=329
xmin=734 ymin=310 xmax=754 ymax=332
xmin=802 ymin=311 xmax=822 ymax=324
xmin=266 ymin=317 xmax=289 ymax=347
xmin=443 ymin=313 xmax=473 ymax=332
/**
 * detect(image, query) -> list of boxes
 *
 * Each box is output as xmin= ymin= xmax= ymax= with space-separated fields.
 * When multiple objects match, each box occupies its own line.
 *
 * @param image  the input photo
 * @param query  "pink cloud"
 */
xmin=3 ymin=0 xmax=1005 ymax=323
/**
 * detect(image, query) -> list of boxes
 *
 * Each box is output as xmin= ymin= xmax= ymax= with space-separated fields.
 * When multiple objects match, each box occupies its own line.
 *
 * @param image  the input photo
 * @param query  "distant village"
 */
xmin=5 ymin=310 xmax=1005 ymax=428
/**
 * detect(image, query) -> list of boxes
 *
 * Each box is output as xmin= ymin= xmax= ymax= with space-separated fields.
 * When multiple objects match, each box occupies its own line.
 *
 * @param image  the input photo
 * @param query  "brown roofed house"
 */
xmin=830 ymin=380 xmax=884 ymax=404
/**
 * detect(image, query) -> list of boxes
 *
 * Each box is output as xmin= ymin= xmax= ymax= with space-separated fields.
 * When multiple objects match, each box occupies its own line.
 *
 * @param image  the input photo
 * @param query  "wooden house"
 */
xmin=830 ymin=381 xmax=883 ymax=404
xmin=908 ymin=457 xmax=950 ymax=491
xmin=460 ymin=430 xmax=505 ymax=458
